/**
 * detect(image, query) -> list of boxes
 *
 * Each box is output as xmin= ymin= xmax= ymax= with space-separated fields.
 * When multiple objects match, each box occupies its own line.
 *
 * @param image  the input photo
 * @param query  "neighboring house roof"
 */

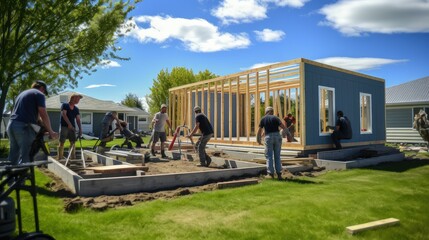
xmin=128 ymin=107 xmax=150 ymax=116
xmin=386 ymin=76 xmax=429 ymax=105
xmin=45 ymin=91 xmax=137 ymax=113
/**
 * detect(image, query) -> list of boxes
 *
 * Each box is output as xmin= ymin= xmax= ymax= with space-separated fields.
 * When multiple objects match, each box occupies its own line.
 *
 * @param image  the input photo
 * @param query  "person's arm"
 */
xmin=113 ymin=116 xmax=123 ymax=131
xmin=166 ymin=119 xmax=174 ymax=132
xmin=188 ymin=122 xmax=200 ymax=137
xmin=38 ymin=106 xmax=58 ymax=139
xmin=256 ymin=127 xmax=263 ymax=145
xmin=61 ymin=109 xmax=75 ymax=131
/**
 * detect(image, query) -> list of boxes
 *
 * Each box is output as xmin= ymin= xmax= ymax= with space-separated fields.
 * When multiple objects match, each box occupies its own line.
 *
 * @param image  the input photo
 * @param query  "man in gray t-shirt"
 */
xmin=151 ymin=104 xmax=173 ymax=158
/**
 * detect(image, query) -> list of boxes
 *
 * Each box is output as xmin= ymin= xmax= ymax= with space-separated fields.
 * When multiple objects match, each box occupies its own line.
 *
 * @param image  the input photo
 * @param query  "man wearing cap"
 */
xmin=151 ymin=104 xmax=173 ymax=158
xmin=331 ymin=110 xmax=352 ymax=149
xmin=7 ymin=80 xmax=58 ymax=165
xmin=257 ymin=106 xmax=286 ymax=180
xmin=188 ymin=106 xmax=214 ymax=167
xmin=57 ymin=93 xmax=83 ymax=159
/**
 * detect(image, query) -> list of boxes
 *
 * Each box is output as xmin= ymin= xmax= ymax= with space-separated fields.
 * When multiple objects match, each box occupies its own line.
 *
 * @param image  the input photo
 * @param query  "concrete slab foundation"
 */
xmin=314 ymin=145 xmax=405 ymax=170
xmin=47 ymin=150 xmax=266 ymax=197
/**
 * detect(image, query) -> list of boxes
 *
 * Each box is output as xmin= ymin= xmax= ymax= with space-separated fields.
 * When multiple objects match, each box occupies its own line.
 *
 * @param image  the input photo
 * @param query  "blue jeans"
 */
xmin=264 ymin=132 xmax=282 ymax=175
xmin=7 ymin=120 xmax=36 ymax=165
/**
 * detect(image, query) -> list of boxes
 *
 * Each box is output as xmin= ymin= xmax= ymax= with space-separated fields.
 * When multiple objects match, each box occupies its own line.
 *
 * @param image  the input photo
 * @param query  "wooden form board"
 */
xmin=85 ymin=165 xmax=148 ymax=174
xmin=346 ymin=218 xmax=400 ymax=235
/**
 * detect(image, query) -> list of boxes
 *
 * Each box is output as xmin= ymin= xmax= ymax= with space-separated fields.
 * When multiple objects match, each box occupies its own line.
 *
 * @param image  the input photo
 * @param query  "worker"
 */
xmin=331 ymin=110 xmax=352 ymax=149
xmin=188 ymin=106 xmax=214 ymax=167
xmin=99 ymin=111 xmax=123 ymax=148
xmin=58 ymin=93 xmax=83 ymax=160
xmin=151 ymin=104 xmax=173 ymax=158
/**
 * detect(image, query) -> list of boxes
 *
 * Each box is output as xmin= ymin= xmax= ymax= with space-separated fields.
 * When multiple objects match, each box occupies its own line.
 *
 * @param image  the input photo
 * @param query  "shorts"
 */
xmin=153 ymin=131 xmax=166 ymax=143
xmin=59 ymin=126 xmax=77 ymax=143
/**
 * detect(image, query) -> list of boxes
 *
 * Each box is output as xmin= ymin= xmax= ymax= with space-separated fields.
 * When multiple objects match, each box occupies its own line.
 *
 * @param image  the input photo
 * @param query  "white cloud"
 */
xmin=123 ymin=16 xmax=250 ymax=52
xmin=315 ymin=57 xmax=408 ymax=71
xmin=85 ymin=84 xmax=116 ymax=89
xmin=212 ymin=0 xmax=267 ymax=25
xmin=319 ymin=0 xmax=429 ymax=36
xmin=99 ymin=60 xmax=121 ymax=69
xmin=254 ymin=28 xmax=285 ymax=42
xmin=212 ymin=0 xmax=309 ymax=25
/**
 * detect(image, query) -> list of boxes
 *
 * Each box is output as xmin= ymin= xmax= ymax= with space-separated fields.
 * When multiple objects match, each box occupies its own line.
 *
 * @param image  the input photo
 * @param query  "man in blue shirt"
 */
xmin=7 ymin=81 xmax=58 ymax=165
xmin=257 ymin=106 xmax=286 ymax=180
xmin=57 ymin=93 xmax=83 ymax=159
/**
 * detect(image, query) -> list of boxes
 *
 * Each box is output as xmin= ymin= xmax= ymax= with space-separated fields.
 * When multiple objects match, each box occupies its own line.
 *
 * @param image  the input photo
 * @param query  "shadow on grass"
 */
xmin=364 ymin=159 xmax=429 ymax=172
xmin=35 ymin=185 xmax=75 ymax=198
xmin=283 ymin=178 xmax=321 ymax=184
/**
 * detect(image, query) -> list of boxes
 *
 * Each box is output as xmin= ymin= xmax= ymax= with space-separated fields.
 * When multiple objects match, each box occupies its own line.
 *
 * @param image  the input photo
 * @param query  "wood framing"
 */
xmin=168 ymin=58 xmax=385 ymax=151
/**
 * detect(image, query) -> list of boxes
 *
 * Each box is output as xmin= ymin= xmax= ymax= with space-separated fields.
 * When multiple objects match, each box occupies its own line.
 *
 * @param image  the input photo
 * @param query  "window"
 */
xmin=319 ymin=86 xmax=335 ymax=135
xmin=360 ymin=93 xmax=372 ymax=133
xmin=138 ymin=116 xmax=147 ymax=122
xmin=81 ymin=113 xmax=92 ymax=124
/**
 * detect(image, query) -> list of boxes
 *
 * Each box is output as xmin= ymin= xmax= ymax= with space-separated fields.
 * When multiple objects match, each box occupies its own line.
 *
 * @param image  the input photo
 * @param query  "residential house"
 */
xmin=45 ymin=91 xmax=151 ymax=137
xmin=386 ymin=76 xmax=429 ymax=144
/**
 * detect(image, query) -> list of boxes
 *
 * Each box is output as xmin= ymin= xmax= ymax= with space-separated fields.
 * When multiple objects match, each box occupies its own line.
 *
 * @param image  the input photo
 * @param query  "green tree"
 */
xmin=0 ymin=0 xmax=140 ymax=114
xmin=121 ymin=93 xmax=144 ymax=110
xmin=146 ymin=68 xmax=218 ymax=115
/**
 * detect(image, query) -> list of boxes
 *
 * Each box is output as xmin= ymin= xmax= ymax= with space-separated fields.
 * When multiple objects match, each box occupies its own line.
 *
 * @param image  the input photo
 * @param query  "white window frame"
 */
xmin=360 ymin=92 xmax=372 ymax=134
xmin=318 ymin=86 xmax=336 ymax=136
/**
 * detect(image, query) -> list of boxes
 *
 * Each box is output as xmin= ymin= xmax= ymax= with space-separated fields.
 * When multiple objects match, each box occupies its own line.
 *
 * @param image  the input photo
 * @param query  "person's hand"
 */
xmin=49 ymin=131 xmax=59 ymax=140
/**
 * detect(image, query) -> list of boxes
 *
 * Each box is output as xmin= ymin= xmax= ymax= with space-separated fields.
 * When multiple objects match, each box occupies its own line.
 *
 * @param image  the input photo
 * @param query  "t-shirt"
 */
xmin=336 ymin=116 xmax=352 ymax=139
xmin=195 ymin=113 xmax=214 ymax=135
xmin=60 ymin=103 xmax=80 ymax=127
xmin=259 ymin=115 xmax=282 ymax=134
xmin=284 ymin=116 xmax=296 ymax=128
xmin=153 ymin=112 xmax=169 ymax=132
xmin=10 ymin=88 xmax=46 ymax=124
xmin=102 ymin=112 xmax=115 ymax=125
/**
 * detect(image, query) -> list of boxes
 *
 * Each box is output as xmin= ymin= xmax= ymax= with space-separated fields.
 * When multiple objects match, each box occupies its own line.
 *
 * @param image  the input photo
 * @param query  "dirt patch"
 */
xmin=41 ymin=150 xmax=322 ymax=212
xmin=39 ymin=157 xmax=261 ymax=213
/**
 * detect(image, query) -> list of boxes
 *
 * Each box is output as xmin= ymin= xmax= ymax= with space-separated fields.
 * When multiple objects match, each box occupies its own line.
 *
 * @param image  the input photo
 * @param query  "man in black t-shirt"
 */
xmin=188 ymin=106 xmax=214 ymax=167
xmin=331 ymin=110 xmax=352 ymax=149
xmin=257 ymin=106 xmax=286 ymax=180
xmin=58 ymin=93 xmax=83 ymax=159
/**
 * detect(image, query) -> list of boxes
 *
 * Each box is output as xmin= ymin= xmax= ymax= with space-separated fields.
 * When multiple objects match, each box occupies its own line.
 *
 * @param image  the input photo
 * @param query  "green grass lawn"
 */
xmin=12 ymin=153 xmax=429 ymax=240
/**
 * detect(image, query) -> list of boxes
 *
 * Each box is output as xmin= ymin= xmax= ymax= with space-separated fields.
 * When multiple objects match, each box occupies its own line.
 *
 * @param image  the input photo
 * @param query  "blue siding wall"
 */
xmin=304 ymin=63 xmax=385 ymax=146
xmin=192 ymin=92 xmax=237 ymax=137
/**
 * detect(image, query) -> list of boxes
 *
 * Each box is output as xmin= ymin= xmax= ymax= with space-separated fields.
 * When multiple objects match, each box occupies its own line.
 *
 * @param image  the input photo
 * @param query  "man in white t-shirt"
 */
xmin=151 ymin=104 xmax=173 ymax=158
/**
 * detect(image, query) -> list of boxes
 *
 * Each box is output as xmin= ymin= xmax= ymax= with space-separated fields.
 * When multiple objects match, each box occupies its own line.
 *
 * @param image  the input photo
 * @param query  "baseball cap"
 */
xmin=194 ymin=106 xmax=201 ymax=112
xmin=161 ymin=104 xmax=167 ymax=109
xmin=69 ymin=93 xmax=83 ymax=101
xmin=265 ymin=106 xmax=273 ymax=114
xmin=33 ymin=80 xmax=49 ymax=96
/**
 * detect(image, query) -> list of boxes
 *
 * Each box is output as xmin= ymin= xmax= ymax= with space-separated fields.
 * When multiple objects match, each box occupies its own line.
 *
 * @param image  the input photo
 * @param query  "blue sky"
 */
xmin=71 ymin=0 xmax=429 ymax=108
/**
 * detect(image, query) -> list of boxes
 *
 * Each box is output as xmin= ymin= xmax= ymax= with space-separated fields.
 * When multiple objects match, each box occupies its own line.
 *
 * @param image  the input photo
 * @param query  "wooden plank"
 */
xmin=246 ymin=74 xmax=250 ymax=141
xmin=346 ymin=218 xmax=400 ymax=235
xmin=85 ymin=165 xmax=148 ymax=174
xmin=229 ymin=78 xmax=232 ymax=141
xmin=214 ymin=81 xmax=218 ymax=139
xmin=217 ymin=179 xmax=259 ymax=189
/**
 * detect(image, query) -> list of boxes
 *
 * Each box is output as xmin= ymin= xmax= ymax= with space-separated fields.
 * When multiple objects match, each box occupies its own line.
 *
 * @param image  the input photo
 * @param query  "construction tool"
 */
xmin=78 ymin=135 xmax=86 ymax=168
xmin=64 ymin=143 xmax=74 ymax=167
xmin=168 ymin=126 xmax=181 ymax=151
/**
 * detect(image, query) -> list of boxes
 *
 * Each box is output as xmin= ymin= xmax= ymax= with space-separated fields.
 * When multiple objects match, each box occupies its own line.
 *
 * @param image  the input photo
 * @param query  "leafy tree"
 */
xmin=146 ymin=68 xmax=218 ymax=115
xmin=121 ymin=93 xmax=144 ymax=110
xmin=0 ymin=0 xmax=140 ymax=114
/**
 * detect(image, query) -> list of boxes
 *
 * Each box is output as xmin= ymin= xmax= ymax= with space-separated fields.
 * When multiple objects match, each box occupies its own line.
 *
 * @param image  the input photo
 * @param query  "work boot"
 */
xmin=277 ymin=173 xmax=283 ymax=181
xmin=57 ymin=146 xmax=64 ymax=160
xmin=151 ymin=148 xmax=156 ymax=156
xmin=205 ymin=155 xmax=212 ymax=167
xmin=161 ymin=150 xmax=167 ymax=159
